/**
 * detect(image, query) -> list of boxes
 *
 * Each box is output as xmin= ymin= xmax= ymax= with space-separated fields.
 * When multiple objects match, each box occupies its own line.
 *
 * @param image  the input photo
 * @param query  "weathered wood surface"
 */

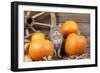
xmin=56 ymin=13 xmax=90 ymax=23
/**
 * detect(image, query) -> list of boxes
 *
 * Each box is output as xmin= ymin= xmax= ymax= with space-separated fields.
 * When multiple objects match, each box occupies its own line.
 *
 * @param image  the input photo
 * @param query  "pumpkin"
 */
xmin=42 ymin=40 xmax=54 ymax=57
xmin=31 ymin=31 xmax=45 ymax=42
xmin=29 ymin=39 xmax=54 ymax=60
xmin=65 ymin=33 xmax=87 ymax=56
xmin=61 ymin=20 xmax=79 ymax=36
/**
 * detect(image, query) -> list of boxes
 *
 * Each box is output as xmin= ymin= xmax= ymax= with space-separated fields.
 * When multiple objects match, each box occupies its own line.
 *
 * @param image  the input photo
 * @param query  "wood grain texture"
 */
xmin=56 ymin=13 xmax=90 ymax=23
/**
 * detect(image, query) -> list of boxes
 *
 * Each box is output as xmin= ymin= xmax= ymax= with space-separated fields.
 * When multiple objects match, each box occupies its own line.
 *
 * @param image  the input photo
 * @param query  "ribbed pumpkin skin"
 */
xmin=61 ymin=20 xmax=79 ymax=36
xmin=65 ymin=33 xmax=87 ymax=56
xmin=29 ymin=39 xmax=54 ymax=60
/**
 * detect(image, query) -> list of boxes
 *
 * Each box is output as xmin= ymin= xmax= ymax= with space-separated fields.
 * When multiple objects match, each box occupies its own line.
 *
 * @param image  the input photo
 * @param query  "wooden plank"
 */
xmin=56 ymin=13 xmax=90 ymax=23
xmin=35 ymin=12 xmax=50 ymax=24
xmin=78 ymin=23 xmax=90 ymax=36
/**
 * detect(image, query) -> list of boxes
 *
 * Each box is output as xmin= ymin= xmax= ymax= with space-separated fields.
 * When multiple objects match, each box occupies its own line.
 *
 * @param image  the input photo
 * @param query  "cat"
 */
xmin=49 ymin=24 xmax=63 ymax=58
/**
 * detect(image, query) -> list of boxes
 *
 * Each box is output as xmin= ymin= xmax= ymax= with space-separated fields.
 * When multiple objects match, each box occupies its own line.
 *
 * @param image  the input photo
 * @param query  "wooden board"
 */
xmin=56 ymin=13 xmax=90 ymax=23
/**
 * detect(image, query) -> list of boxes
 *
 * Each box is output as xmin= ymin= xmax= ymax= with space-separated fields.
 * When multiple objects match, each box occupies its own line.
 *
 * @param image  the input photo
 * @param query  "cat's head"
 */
xmin=49 ymin=24 xmax=63 ymax=40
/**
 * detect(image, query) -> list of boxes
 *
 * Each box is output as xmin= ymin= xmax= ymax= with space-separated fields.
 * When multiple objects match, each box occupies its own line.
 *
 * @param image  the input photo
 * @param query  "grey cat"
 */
xmin=49 ymin=24 xmax=63 ymax=58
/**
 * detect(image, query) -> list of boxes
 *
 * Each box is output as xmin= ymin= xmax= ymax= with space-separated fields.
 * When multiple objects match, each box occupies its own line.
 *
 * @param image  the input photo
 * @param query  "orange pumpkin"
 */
xmin=65 ymin=33 xmax=87 ymax=56
xmin=61 ymin=20 xmax=79 ymax=36
xmin=42 ymin=40 xmax=54 ymax=57
xmin=29 ymin=40 xmax=43 ymax=60
xmin=29 ymin=39 xmax=54 ymax=60
xmin=31 ymin=32 xmax=45 ymax=42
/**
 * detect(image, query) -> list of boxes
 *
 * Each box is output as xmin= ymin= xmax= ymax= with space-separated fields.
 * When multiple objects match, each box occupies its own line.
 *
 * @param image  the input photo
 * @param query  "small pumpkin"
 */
xmin=31 ymin=31 xmax=46 ymax=42
xmin=29 ymin=39 xmax=54 ymax=60
xmin=61 ymin=20 xmax=79 ymax=36
xmin=65 ymin=33 xmax=87 ymax=56
xmin=42 ymin=40 xmax=54 ymax=57
xmin=29 ymin=40 xmax=43 ymax=60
